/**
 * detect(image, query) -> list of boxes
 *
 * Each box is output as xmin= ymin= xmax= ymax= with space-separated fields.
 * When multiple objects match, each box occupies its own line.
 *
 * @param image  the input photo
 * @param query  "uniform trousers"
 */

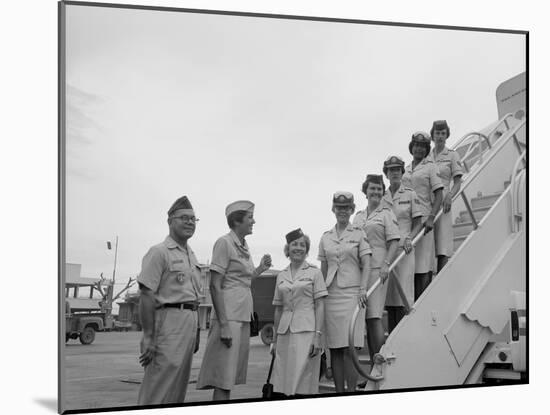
xmin=137 ymin=308 xmax=198 ymax=405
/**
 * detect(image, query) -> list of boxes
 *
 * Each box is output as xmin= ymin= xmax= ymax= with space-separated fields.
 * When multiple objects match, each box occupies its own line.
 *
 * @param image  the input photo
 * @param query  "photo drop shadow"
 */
xmin=34 ymin=398 xmax=57 ymax=412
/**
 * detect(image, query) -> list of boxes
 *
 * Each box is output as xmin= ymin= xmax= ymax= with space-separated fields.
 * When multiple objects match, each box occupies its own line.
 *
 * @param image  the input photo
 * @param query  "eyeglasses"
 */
xmin=172 ymin=215 xmax=199 ymax=223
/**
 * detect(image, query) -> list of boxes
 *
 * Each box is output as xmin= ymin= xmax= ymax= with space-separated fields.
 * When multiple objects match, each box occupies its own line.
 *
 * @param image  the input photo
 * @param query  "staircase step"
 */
xmin=483 ymin=368 xmax=522 ymax=381
xmin=471 ymin=193 xmax=501 ymax=210
xmin=319 ymin=380 xmax=335 ymax=393
xmin=458 ymin=207 xmax=490 ymax=223
xmin=453 ymin=235 xmax=467 ymax=252
xmin=453 ymin=221 xmax=475 ymax=238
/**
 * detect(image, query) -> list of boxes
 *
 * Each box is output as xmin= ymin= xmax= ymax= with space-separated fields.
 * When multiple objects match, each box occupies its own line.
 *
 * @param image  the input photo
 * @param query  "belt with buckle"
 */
xmin=159 ymin=302 xmax=198 ymax=311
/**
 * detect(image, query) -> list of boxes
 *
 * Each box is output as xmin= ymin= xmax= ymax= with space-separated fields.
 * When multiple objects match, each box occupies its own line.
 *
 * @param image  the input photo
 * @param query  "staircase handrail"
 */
xmin=450 ymin=112 xmax=515 ymax=153
xmin=348 ymin=118 xmax=525 ymax=382
xmin=511 ymin=151 xmax=527 ymax=233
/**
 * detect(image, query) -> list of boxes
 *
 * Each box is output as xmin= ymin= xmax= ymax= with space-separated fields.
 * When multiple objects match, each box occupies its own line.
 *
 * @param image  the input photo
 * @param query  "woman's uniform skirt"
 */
xmin=434 ymin=205 xmax=454 ymax=257
xmin=324 ymin=281 xmax=364 ymax=349
xmin=365 ymin=268 xmax=390 ymax=319
xmin=414 ymin=217 xmax=435 ymax=274
xmin=386 ymin=247 xmax=415 ymax=307
xmin=272 ymin=331 xmax=321 ymax=395
xmin=196 ymin=320 xmax=250 ymax=391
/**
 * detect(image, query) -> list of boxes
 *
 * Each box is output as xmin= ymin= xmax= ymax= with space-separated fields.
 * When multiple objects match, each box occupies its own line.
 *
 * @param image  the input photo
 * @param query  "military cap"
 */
xmin=285 ymin=228 xmax=304 ymax=244
xmin=225 ymin=200 xmax=255 ymax=217
xmin=333 ymin=191 xmax=354 ymax=206
xmin=409 ymin=131 xmax=432 ymax=155
xmin=365 ymin=174 xmax=384 ymax=184
xmin=167 ymin=195 xmax=193 ymax=216
xmin=430 ymin=119 xmax=451 ymax=138
xmin=384 ymin=155 xmax=405 ymax=169
xmin=362 ymin=174 xmax=386 ymax=194
xmin=383 ymin=155 xmax=405 ymax=175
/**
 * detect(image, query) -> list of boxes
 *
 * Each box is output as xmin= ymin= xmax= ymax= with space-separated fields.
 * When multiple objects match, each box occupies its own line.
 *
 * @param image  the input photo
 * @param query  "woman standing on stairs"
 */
xmin=402 ymin=132 xmax=444 ymax=301
xmin=318 ymin=192 xmax=372 ymax=393
xmin=381 ymin=156 xmax=424 ymax=332
xmin=352 ymin=174 xmax=400 ymax=360
xmin=429 ymin=120 xmax=464 ymax=273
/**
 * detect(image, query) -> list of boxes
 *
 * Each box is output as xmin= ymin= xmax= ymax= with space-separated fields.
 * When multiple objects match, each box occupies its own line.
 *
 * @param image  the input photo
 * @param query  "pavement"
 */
xmin=63 ymin=330 xmax=336 ymax=411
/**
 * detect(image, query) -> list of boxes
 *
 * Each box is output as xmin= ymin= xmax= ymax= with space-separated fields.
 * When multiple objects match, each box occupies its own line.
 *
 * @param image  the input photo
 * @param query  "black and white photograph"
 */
xmin=57 ymin=1 xmax=529 ymax=413
xmin=5 ymin=1 xmax=545 ymax=414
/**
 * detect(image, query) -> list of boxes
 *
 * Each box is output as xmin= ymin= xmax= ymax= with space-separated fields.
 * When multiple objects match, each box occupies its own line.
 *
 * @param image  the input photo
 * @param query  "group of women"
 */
xmin=196 ymin=120 xmax=464 ymax=400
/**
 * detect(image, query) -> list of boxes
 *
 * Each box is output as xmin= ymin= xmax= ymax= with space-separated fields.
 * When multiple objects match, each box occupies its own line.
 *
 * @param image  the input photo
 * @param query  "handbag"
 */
xmin=262 ymin=353 xmax=286 ymax=399
xmin=250 ymin=312 xmax=259 ymax=337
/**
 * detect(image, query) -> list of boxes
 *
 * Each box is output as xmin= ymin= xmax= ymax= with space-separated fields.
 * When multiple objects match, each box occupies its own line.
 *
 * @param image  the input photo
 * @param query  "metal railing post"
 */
xmin=461 ymin=192 xmax=478 ymax=229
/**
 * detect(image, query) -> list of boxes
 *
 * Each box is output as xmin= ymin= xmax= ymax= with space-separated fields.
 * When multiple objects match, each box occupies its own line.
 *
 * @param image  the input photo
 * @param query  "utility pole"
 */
xmin=112 ymin=235 xmax=119 ymax=285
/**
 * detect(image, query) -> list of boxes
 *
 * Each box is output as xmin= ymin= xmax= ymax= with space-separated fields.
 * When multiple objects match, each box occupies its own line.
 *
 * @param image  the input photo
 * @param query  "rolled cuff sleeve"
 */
xmin=137 ymin=247 xmax=165 ymax=292
xmin=317 ymin=239 xmax=327 ymax=262
xmin=451 ymin=152 xmax=464 ymax=178
xmin=385 ymin=211 xmax=402 ymax=242
xmin=209 ymin=263 xmax=226 ymax=275
xmin=272 ymin=275 xmax=283 ymax=305
xmin=313 ymin=270 xmax=328 ymax=299
xmin=210 ymin=238 xmax=230 ymax=275
xmin=359 ymin=231 xmax=373 ymax=257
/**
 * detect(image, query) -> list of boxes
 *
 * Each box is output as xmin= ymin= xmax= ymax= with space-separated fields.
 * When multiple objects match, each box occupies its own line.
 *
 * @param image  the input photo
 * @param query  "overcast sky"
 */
xmin=64 ymin=4 xmax=525 ymax=293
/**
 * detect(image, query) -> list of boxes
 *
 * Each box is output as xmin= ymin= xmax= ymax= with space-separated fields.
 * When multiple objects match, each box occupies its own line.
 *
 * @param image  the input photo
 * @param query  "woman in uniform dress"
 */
xmin=270 ymin=228 xmax=328 ymax=396
xmin=381 ymin=157 xmax=424 ymax=332
xmin=196 ymin=200 xmax=272 ymax=401
xmin=402 ymin=132 xmax=444 ymax=301
xmin=318 ymin=191 xmax=372 ymax=393
xmin=352 ymin=175 xmax=400 ymax=358
xmin=430 ymin=120 xmax=463 ymax=273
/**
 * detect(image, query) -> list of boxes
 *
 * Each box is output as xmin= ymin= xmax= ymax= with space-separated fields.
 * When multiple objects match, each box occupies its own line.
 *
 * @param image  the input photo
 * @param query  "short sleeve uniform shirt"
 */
xmin=382 ymin=185 xmax=423 ymax=243
xmin=137 ymin=236 xmax=201 ymax=305
xmin=209 ymin=230 xmax=256 ymax=322
xmin=431 ymin=147 xmax=463 ymax=195
xmin=402 ymin=156 xmax=444 ymax=217
xmin=353 ymin=206 xmax=401 ymax=268
xmin=272 ymin=262 xmax=328 ymax=334
xmin=317 ymin=224 xmax=372 ymax=288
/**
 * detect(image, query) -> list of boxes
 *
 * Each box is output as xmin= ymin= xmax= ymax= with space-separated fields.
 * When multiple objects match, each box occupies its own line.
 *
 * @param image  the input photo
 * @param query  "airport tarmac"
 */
xmin=63 ymin=330 xmax=334 ymax=411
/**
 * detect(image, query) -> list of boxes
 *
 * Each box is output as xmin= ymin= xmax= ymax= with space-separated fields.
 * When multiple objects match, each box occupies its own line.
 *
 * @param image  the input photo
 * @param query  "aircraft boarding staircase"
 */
xmin=344 ymin=112 xmax=527 ymax=391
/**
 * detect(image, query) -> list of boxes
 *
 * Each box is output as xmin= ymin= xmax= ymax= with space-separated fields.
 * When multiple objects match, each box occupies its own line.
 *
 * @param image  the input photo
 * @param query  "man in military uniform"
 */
xmin=137 ymin=195 xmax=202 ymax=405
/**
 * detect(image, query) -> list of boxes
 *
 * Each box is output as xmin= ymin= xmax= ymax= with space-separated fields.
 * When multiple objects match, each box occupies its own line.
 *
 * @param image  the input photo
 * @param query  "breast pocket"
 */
xmin=396 ymin=200 xmax=411 ymax=221
xmin=277 ymin=280 xmax=292 ymax=302
xmin=169 ymin=262 xmax=188 ymax=284
xmin=438 ymin=160 xmax=452 ymax=178
xmin=296 ymin=277 xmax=314 ymax=297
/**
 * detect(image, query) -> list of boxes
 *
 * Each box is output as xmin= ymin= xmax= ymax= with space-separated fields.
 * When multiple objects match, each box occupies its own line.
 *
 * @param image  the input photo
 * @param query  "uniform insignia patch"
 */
xmin=172 ymin=259 xmax=184 ymax=264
